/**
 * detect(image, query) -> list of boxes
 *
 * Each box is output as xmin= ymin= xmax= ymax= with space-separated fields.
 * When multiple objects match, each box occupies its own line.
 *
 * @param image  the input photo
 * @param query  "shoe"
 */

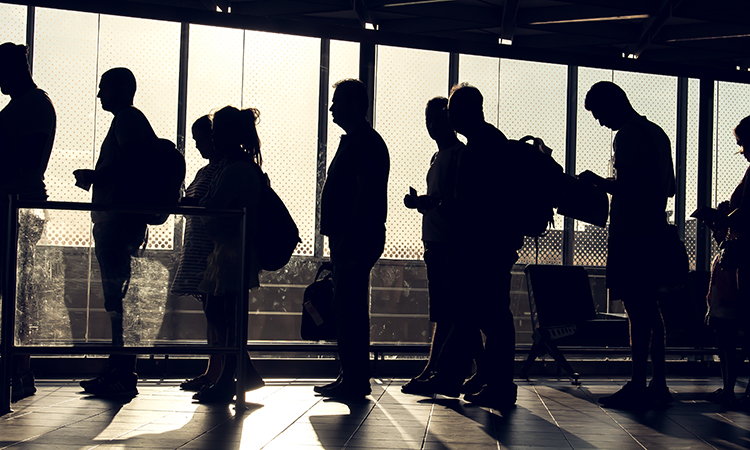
xmin=598 ymin=382 xmax=648 ymax=410
xmin=464 ymin=383 xmax=517 ymax=410
xmin=707 ymin=388 xmax=736 ymax=405
xmin=11 ymin=372 xmax=36 ymax=402
xmin=80 ymin=365 xmax=117 ymax=392
xmin=243 ymin=371 xmax=265 ymax=392
xmin=647 ymin=380 xmax=673 ymax=406
xmin=400 ymin=375 xmax=461 ymax=398
xmin=192 ymin=383 xmax=235 ymax=403
xmin=85 ymin=371 xmax=138 ymax=398
xmin=314 ymin=376 xmax=343 ymax=394
xmin=317 ymin=382 xmax=371 ymax=399
xmin=461 ymin=374 xmax=486 ymax=395
xmin=180 ymin=375 xmax=211 ymax=391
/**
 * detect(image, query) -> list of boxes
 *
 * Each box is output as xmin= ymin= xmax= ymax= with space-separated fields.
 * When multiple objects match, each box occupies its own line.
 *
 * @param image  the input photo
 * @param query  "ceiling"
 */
xmin=13 ymin=0 xmax=750 ymax=82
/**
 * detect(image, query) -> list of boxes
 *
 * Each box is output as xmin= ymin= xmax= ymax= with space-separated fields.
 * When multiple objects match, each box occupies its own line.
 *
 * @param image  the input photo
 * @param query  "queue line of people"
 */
xmin=2 ymin=39 xmax=749 ymax=411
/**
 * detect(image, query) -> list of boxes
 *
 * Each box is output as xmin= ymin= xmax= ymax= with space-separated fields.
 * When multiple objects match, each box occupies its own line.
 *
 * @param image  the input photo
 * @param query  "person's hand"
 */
xmin=577 ymin=170 xmax=601 ymax=186
xmin=404 ymin=193 xmax=418 ymax=209
xmin=73 ymin=169 xmax=95 ymax=191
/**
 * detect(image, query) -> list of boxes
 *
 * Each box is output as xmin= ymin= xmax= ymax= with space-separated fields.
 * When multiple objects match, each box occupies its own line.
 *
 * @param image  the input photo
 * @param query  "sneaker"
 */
xmin=598 ymin=382 xmax=648 ymax=410
xmin=243 ymin=371 xmax=265 ymax=392
xmin=647 ymin=380 xmax=673 ymax=406
xmin=85 ymin=371 xmax=138 ymax=398
xmin=192 ymin=383 xmax=235 ymax=403
xmin=11 ymin=372 xmax=36 ymax=402
xmin=316 ymin=382 xmax=371 ymax=399
xmin=180 ymin=375 xmax=211 ymax=392
xmin=464 ymin=383 xmax=517 ymax=410
xmin=461 ymin=373 xmax=486 ymax=395
xmin=314 ymin=376 xmax=342 ymax=394
xmin=707 ymin=388 xmax=736 ymax=405
xmin=400 ymin=375 xmax=461 ymax=398
xmin=80 ymin=365 xmax=117 ymax=392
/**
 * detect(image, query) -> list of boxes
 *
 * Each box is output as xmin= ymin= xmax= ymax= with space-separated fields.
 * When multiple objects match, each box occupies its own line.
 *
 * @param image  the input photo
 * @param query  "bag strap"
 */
xmin=315 ymin=261 xmax=334 ymax=281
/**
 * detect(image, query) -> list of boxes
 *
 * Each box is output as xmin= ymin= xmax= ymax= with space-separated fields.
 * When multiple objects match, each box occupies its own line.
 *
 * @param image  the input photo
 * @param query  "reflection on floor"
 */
xmin=1 ymin=377 xmax=749 ymax=449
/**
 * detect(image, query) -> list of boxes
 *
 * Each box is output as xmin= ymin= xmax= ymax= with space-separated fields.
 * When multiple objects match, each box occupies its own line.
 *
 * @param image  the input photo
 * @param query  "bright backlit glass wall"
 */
xmin=1 ymin=3 xmax=745 ymax=347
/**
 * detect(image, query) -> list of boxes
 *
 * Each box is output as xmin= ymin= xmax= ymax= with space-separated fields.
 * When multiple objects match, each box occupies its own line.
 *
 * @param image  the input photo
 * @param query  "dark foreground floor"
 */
xmin=1 ymin=377 xmax=749 ymax=449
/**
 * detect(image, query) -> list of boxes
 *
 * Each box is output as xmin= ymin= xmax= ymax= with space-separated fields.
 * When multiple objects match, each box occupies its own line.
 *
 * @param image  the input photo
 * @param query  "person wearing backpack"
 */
xmin=579 ymin=81 xmax=677 ymax=410
xmin=72 ymin=68 xmax=157 ymax=398
xmin=402 ymin=96 xmax=484 ymax=395
xmin=314 ymin=79 xmax=390 ymax=399
xmin=191 ymin=106 xmax=265 ymax=403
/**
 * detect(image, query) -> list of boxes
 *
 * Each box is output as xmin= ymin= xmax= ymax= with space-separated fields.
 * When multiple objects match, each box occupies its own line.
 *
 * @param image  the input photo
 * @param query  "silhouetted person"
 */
xmin=579 ymin=81 xmax=676 ymax=409
xmin=704 ymin=116 xmax=750 ymax=410
xmin=171 ymin=115 xmax=226 ymax=392
xmin=402 ymin=97 xmax=483 ymax=393
xmin=192 ymin=106 xmax=264 ymax=403
xmin=73 ymin=67 xmax=154 ymax=398
xmin=314 ymin=79 xmax=389 ymax=399
xmin=0 ymin=42 xmax=56 ymax=402
xmin=407 ymin=84 xmax=519 ymax=409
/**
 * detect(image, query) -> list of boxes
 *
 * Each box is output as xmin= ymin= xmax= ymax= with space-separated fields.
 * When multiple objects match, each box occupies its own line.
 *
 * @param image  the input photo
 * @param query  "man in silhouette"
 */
xmin=74 ymin=67 xmax=157 ymax=398
xmin=403 ymin=96 xmax=483 ymax=393
xmin=580 ymin=81 xmax=676 ymax=409
xmin=0 ymin=42 xmax=56 ymax=402
xmin=410 ymin=84 xmax=520 ymax=409
xmin=315 ymin=78 xmax=389 ymax=398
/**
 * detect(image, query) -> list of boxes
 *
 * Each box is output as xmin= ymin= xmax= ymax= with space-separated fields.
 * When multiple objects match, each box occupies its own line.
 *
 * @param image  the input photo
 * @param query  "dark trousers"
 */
xmin=93 ymin=219 xmax=146 ymax=371
xmin=330 ymin=235 xmax=384 ymax=385
xmin=437 ymin=250 xmax=517 ymax=386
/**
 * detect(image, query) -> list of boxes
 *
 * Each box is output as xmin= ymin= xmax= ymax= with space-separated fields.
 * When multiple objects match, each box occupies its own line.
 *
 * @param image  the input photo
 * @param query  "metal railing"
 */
xmin=1 ymin=198 xmax=248 ymax=415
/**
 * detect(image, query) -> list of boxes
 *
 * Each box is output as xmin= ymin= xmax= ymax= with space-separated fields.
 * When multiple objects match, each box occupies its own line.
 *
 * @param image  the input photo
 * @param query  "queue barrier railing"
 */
xmin=1 ymin=198 xmax=249 ymax=415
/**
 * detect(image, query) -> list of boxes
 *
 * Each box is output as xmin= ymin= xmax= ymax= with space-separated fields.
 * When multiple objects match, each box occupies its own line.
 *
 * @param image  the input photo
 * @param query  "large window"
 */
xmin=375 ymin=45 xmax=450 ymax=260
xmin=4 ymin=2 xmax=750 ymax=348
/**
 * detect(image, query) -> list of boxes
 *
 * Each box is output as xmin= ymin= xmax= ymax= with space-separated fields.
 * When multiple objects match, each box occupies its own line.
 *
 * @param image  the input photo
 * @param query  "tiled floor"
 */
xmin=1 ymin=377 xmax=749 ymax=449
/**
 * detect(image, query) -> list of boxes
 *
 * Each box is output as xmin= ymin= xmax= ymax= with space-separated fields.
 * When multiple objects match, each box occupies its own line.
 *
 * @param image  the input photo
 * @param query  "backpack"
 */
xmin=115 ymin=137 xmax=186 ymax=225
xmin=506 ymin=136 xmax=565 ymax=238
xmin=252 ymin=164 xmax=302 ymax=271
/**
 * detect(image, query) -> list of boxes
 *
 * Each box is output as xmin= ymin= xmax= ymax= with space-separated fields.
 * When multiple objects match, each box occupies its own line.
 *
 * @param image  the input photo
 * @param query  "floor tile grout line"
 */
xmin=340 ymin=379 xmax=391 ymax=450
xmin=419 ymin=389 xmax=436 ymax=450
xmin=576 ymin=382 xmax=648 ymax=450
xmin=255 ymin=385 xmax=329 ymax=450
xmin=530 ymin=383 xmax=574 ymax=450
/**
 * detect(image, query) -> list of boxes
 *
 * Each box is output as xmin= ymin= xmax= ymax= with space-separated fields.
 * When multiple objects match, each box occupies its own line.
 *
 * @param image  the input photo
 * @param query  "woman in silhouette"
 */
xmin=192 ymin=106 xmax=265 ymax=403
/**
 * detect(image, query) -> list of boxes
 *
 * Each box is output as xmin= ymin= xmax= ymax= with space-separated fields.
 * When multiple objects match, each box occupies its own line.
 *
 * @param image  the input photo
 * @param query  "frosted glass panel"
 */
xmin=713 ymin=81 xmax=750 ymax=207
xmin=375 ymin=45 xmax=450 ymax=260
xmin=459 ymin=54 xmax=499 ymax=127
xmin=242 ymin=30 xmax=320 ymax=257
xmin=575 ymin=67 xmax=614 ymax=266
xmin=185 ymin=24 xmax=243 ymax=190
xmin=97 ymin=15 xmax=181 ymax=251
xmin=685 ymin=78 xmax=701 ymax=270
xmin=33 ymin=8 xmax=99 ymax=248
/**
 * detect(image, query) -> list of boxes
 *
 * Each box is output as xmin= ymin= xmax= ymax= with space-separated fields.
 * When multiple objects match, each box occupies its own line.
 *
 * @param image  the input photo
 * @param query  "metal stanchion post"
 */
xmin=1 ymin=196 xmax=19 ymax=415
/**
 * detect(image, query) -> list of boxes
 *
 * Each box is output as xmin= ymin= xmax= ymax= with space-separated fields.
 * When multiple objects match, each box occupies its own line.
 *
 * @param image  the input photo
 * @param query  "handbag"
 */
xmin=300 ymin=262 xmax=337 ymax=341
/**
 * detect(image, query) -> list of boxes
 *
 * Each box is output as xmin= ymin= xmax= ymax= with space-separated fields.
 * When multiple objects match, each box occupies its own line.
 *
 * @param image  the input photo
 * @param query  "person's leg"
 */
xmin=647 ymin=293 xmax=667 ymax=385
xmin=463 ymin=253 xmax=517 ymax=408
xmin=622 ymin=298 xmax=651 ymax=387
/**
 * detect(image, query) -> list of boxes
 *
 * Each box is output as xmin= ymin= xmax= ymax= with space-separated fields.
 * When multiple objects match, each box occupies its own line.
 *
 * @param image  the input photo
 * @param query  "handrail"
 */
xmin=0 ymin=198 xmax=248 ymax=414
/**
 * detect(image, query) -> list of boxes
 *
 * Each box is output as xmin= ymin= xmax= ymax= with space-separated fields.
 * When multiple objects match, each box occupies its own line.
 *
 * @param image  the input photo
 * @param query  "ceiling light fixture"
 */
xmin=529 ymin=14 xmax=649 ymax=25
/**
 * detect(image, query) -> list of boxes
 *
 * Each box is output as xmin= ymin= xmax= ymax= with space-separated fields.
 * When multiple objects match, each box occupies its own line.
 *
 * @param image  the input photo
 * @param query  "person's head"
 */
xmin=211 ymin=106 xmax=262 ymax=165
xmin=425 ymin=96 xmax=451 ymax=141
xmin=734 ymin=115 xmax=750 ymax=162
xmin=191 ymin=115 xmax=217 ymax=161
xmin=584 ymin=81 xmax=634 ymax=130
xmin=447 ymin=83 xmax=484 ymax=136
xmin=0 ymin=42 xmax=32 ymax=95
xmin=98 ymin=67 xmax=137 ymax=113
xmin=330 ymin=78 xmax=369 ymax=131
